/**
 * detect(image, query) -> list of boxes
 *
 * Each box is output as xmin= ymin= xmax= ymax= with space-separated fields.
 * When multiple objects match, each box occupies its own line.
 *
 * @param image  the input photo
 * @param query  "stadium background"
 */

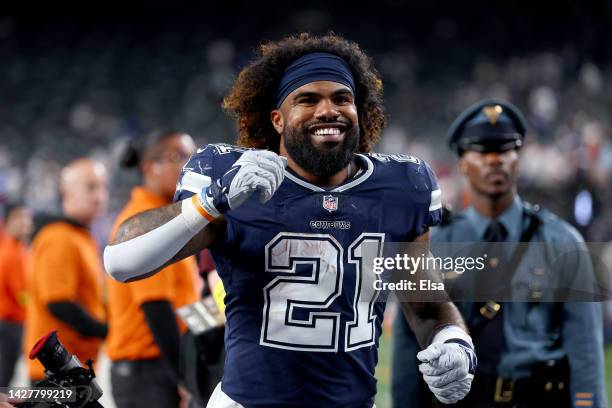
xmin=1 ymin=1 xmax=612 ymax=406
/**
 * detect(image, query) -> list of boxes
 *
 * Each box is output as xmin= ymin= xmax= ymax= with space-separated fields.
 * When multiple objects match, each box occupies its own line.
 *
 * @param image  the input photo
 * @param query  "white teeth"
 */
xmin=314 ymin=127 xmax=341 ymax=136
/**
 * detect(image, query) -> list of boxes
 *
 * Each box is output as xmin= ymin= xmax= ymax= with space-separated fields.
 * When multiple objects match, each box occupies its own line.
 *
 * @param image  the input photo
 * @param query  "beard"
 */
xmin=283 ymin=122 xmax=360 ymax=178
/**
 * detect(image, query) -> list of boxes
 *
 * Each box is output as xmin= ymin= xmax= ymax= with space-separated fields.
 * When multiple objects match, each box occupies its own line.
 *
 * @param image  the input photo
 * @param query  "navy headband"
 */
xmin=275 ymin=52 xmax=355 ymax=108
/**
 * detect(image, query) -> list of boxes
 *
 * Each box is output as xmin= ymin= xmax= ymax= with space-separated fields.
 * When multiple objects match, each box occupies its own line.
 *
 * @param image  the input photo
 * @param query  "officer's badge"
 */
xmin=323 ymin=195 xmax=338 ymax=213
xmin=483 ymin=105 xmax=503 ymax=124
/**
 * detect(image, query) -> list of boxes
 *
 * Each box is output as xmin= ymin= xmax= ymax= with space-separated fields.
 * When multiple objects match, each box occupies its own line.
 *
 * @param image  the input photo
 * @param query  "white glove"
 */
xmin=206 ymin=150 xmax=287 ymax=214
xmin=417 ymin=327 xmax=477 ymax=404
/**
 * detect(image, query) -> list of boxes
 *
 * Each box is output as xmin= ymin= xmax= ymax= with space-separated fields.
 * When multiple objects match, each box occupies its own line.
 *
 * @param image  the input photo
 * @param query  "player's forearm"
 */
xmin=401 ymin=230 xmax=467 ymax=346
xmin=104 ymin=197 xmax=219 ymax=282
xmin=113 ymin=202 xmax=183 ymax=244
xmin=401 ymin=301 xmax=467 ymax=348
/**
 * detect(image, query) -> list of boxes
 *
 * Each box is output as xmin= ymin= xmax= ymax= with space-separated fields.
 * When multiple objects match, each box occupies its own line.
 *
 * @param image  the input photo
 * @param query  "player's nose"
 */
xmin=314 ymin=98 xmax=340 ymax=121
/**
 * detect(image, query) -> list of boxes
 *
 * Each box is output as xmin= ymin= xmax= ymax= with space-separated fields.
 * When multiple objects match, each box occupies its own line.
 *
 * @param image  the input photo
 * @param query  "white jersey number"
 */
xmin=260 ymin=232 xmax=384 ymax=352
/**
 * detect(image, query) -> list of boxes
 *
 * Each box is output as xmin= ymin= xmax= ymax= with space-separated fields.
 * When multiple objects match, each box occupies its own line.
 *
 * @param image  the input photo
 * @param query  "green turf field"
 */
xmin=376 ymin=331 xmax=392 ymax=408
xmin=376 ymin=334 xmax=612 ymax=408
xmin=606 ymin=346 xmax=612 ymax=404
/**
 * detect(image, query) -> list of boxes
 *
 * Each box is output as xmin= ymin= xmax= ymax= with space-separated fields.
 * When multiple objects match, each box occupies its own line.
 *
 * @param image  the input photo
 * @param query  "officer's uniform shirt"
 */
xmin=431 ymin=197 xmax=606 ymax=408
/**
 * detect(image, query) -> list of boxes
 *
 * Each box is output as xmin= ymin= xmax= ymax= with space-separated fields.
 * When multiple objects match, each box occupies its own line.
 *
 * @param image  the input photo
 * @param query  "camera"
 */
xmin=16 ymin=331 xmax=104 ymax=408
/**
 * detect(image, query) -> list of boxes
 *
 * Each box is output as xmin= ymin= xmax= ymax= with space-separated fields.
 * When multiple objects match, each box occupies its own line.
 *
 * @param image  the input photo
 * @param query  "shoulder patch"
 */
xmin=208 ymin=143 xmax=251 ymax=155
xmin=368 ymin=152 xmax=421 ymax=165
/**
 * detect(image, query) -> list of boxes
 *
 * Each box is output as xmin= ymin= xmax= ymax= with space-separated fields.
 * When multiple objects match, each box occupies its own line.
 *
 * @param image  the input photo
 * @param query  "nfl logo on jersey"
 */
xmin=322 ymin=195 xmax=338 ymax=213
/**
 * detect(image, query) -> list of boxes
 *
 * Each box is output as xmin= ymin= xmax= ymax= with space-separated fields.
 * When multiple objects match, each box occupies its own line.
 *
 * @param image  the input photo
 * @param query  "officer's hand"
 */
xmin=205 ymin=150 xmax=287 ymax=214
xmin=417 ymin=341 xmax=477 ymax=404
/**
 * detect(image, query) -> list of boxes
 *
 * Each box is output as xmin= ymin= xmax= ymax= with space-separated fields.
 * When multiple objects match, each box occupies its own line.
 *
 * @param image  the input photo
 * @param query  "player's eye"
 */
xmin=297 ymin=96 xmax=318 ymax=105
xmin=334 ymin=95 xmax=352 ymax=104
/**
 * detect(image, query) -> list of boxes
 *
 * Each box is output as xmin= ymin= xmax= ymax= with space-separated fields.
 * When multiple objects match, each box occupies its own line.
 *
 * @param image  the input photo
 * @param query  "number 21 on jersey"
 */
xmin=260 ymin=232 xmax=384 ymax=352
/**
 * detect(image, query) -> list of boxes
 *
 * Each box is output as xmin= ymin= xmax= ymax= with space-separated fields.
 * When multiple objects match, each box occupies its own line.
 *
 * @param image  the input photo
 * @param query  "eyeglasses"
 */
xmin=153 ymin=151 xmax=192 ymax=164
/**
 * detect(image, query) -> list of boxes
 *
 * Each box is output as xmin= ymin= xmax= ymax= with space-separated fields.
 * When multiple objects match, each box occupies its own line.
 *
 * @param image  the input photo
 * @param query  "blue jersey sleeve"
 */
xmin=174 ymin=146 xmax=214 ymax=202
xmin=173 ymin=143 xmax=248 ymax=252
xmin=173 ymin=143 xmax=248 ymax=202
xmin=369 ymin=153 xmax=442 ymax=239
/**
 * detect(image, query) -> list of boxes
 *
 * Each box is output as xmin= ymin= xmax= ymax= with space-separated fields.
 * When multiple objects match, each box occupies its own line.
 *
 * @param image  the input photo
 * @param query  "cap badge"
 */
xmin=483 ymin=105 xmax=503 ymax=124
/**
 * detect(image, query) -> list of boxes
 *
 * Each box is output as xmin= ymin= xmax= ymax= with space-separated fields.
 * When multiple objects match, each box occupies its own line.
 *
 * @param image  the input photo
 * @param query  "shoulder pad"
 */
xmin=368 ymin=152 xmax=442 ymax=232
xmin=369 ymin=152 xmax=439 ymax=196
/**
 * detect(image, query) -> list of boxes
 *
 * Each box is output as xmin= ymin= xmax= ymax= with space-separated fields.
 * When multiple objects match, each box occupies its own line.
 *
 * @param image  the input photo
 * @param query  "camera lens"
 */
xmin=29 ymin=330 xmax=72 ymax=373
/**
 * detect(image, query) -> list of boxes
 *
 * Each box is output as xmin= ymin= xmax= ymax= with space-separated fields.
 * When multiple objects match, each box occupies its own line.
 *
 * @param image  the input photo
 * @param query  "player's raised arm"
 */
xmin=400 ymin=230 xmax=477 ymax=405
xmin=104 ymin=149 xmax=287 ymax=282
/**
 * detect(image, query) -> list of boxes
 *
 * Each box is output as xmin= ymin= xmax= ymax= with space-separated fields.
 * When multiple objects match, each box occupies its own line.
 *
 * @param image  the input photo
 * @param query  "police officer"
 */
xmin=391 ymin=99 xmax=606 ymax=407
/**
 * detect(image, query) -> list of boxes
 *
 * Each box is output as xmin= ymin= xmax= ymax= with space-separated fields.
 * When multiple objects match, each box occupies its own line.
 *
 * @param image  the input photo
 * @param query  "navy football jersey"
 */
xmin=175 ymin=144 xmax=442 ymax=408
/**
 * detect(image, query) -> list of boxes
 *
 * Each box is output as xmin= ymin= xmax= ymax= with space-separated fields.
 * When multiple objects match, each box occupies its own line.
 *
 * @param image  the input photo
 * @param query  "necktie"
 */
xmin=484 ymin=220 xmax=508 ymax=243
xmin=480 ymin=220 xmax=508 ymax=290
xmin=474 ymin=220 xmax=508 ymax=375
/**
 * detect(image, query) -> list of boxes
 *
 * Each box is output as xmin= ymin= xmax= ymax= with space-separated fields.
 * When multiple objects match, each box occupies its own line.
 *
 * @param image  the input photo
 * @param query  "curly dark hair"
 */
xmin=223 ymin=33 xmax=385 ymax=153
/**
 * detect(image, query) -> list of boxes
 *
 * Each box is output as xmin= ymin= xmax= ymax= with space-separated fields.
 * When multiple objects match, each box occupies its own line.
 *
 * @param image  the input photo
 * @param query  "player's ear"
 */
xmin=270 ymin=109 xmax=284 ymax=135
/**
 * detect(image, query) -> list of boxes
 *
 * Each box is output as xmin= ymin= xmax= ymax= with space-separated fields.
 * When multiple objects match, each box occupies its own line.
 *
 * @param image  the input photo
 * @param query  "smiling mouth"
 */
xmin=308 ymin=124 xmax=347 ymax=143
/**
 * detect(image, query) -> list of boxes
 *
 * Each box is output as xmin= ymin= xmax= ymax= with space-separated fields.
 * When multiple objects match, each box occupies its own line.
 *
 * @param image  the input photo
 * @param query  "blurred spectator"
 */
xmin=24 ymin=159 xmax=108 ymax=382
xmin=0 ymin=202 xmax=32 ymax=386
xmin=106 ymin=130 xmax=199 ymax=408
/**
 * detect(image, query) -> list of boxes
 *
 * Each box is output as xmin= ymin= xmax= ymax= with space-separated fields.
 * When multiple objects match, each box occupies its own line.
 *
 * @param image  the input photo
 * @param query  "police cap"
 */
xmin=447 ymin=99 xmax=527 ymax=155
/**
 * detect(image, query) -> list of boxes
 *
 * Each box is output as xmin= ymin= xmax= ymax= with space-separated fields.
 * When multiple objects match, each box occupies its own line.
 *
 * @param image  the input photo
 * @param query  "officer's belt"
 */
xmin=464 ymin=357 xmax=570 ymax=406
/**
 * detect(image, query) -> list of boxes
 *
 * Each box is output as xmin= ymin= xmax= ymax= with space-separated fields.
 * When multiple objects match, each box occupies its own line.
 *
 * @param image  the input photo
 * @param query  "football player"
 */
xmin=105 ymin=33 xmax=476 ymax=408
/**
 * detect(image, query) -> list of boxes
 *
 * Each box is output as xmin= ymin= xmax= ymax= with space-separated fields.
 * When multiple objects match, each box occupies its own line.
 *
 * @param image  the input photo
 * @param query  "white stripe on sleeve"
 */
xmin=180 ymin=171 xmax=212 ymax=194
xmin=429 ymin=188 xmax=442 ymax=211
